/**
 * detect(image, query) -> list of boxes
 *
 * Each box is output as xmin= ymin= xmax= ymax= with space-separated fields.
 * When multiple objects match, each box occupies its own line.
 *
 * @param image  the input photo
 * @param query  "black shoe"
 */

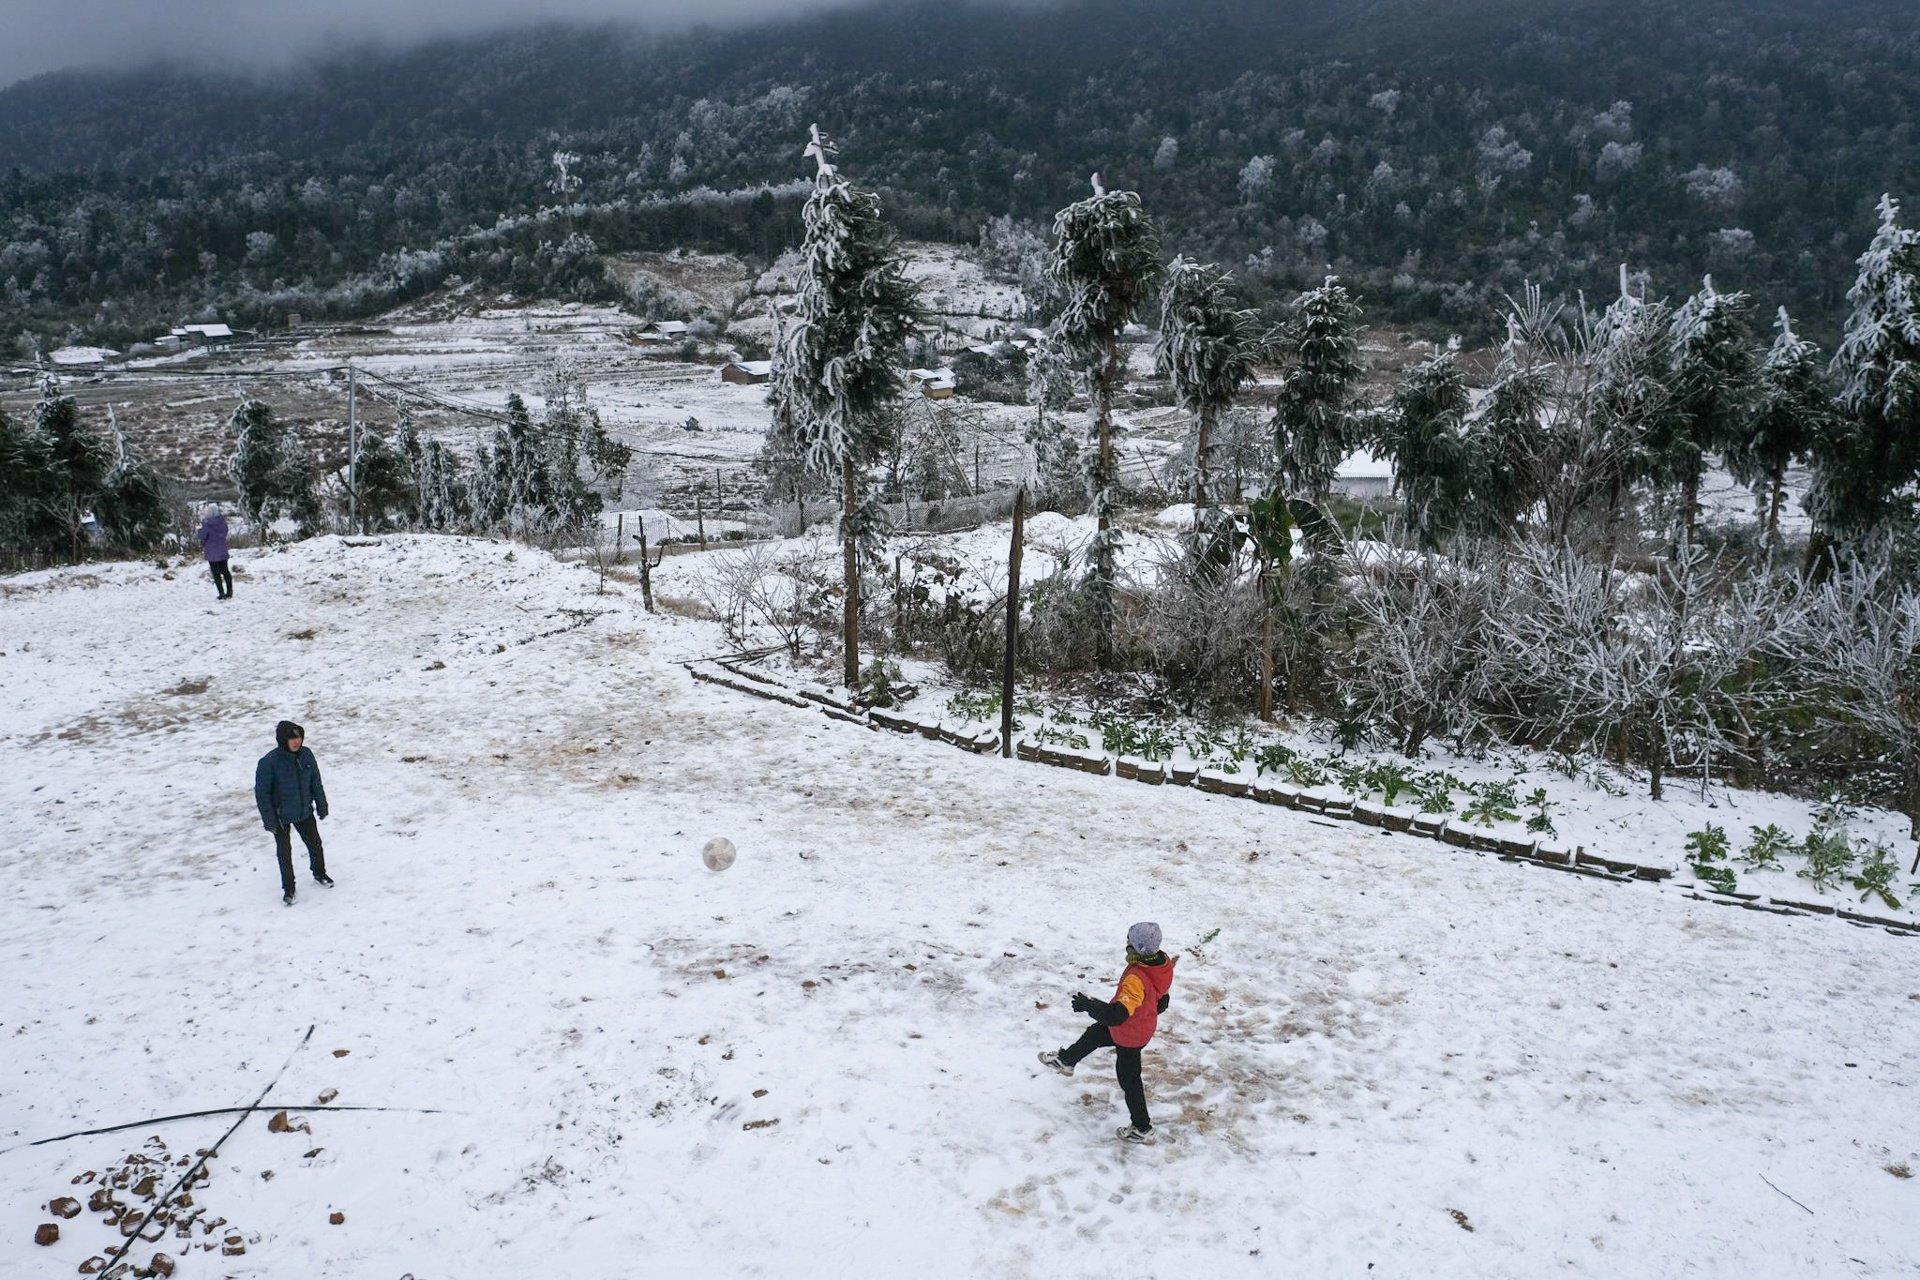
xmin=315 ymin=874 xmax=334 ymax=888
xmin=283 ymin=891 xmax=296 ymax=906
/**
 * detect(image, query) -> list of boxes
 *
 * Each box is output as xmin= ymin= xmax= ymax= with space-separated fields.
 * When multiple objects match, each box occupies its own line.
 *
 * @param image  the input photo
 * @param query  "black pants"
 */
xmin=1059 ymin=1023 xmax=1151 ymax=1131
xmin=209 ymin=560 xmax=233 ymax=598
xmin=273 ymin=819 xmax=326 ymax=896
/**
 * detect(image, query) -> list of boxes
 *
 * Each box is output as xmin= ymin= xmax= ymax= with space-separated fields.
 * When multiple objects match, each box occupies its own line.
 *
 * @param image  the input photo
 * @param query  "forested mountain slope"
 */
xmin=2 ymin=0 xmax=1915 ymax=347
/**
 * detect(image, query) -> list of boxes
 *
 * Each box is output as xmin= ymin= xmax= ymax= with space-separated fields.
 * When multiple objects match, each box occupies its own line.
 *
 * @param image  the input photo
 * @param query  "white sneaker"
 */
xmin=1117 ymin=1125 xmax=1155 ymax=1145
xmin=1037 ymin=1050 xmax=1074 ymax=1076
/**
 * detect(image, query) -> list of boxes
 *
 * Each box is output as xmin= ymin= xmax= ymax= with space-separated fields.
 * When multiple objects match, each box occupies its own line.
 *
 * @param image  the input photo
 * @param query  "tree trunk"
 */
xmin=1765 ymin=464 xmax=1786 ymax=559
xmin=1092 ymin=337 xmax=1119 ymax=664
xmin=1001 ymin=487 xmax=1026 ymax=758
xmin=1679 ymin=466 xmax=1700 ymax=551
xmin=1192 ymin=405 xmax=1214 ymax=512
xmin=1257 ymin=572 xmax=1275 ymax=722
xmin=1647 ymin=718 xmax=1665 ymax=801
xmin=842 ymin=457 xmax=860 ymax=690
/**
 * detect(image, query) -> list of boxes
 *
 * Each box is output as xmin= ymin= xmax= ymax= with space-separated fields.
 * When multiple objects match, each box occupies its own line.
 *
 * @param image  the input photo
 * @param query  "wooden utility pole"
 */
xmin=346 ymin=365 xmax=359 ymax=534
xmin=1000 ymin=486 xmax=1026 ymax=758
xmin=615 ymin=512 xmax=625 ymax=564
xmin=695 ymin=492 xmax=707 ymax=551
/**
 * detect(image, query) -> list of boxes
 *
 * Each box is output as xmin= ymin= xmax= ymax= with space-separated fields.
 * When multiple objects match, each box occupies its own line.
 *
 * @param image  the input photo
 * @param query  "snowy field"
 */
xmin=2 ymin=536 xmax=1917 ymax=1277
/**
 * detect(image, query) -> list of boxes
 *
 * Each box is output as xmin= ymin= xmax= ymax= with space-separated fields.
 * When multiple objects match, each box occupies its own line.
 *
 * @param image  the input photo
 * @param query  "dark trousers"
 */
xmin=209 ymin=560 xmax=233 ymax=598
xmin=273 ymin=818 xmax=326 ymax=896
xmin=1059 ymin=1022 xmax=1151 ymax=1131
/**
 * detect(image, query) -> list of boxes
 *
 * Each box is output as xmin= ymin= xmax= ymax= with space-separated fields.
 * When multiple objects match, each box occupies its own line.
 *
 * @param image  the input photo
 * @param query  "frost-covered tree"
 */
xmin=486 ymin=393 xmax=554 ymax=530
xmin=1270 ymin=276 xmax=1363 ymax=500
xmin=1155 ymin=257 xmax=1264 ymax=525
xmin=1023 ymin=332 xmax=1080 ymax=507
xmin=1726 ymin=308 xmax=1832 ymax=555
xmin=1045 ymin=174 xmax=1163 ymax=655
xmin=1377 ymin=350 xmax=1473 ymax=548
xmin=94 ymin=408 xmax=169 ymax=551
xmin=349 ymin=428 xmax=411 ymax=531
xmin=538 ymin=360 xmax=632 ymax=531
xmin=1470 ymin=313 xmax=1552 ymax=536
xmin=34 ymin=378 xmax=112 ymax=562
xmin=1582 ymin=270 xmax=1679 ymax=558
xmin=228 ymin=396 xmax=320 ymax=538
xmin=0 ymin=407 xmax=41 ymax=559
xmin=1342 ymin=538 xmax=1499 ymax=756
xmin=778 ymin=125 xmax=921 ymax=687
xmin=1815 ymin=194 xmax=1920 ymax=549
xmin=1786 ymin=554 xmax=1920 ymax=840
xmin=1660 ymin=275 xmax=1757 ymax=546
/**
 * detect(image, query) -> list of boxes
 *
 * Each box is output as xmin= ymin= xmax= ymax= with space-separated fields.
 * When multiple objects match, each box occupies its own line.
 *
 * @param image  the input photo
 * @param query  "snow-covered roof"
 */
xmin=723 ymin=360 xmax=773 ymax=377
xmin=645 ymin=320 xmax=690 ymax=335
xmin=183 ymin=323 xmax=233 ymax=338
xmin=1337 ymin=450 xmax=1394 ymax=480
xmin=906 ymin=367 xmax=955 ymax=383
xmin=50 ymin=345 xmax=117 ymax=366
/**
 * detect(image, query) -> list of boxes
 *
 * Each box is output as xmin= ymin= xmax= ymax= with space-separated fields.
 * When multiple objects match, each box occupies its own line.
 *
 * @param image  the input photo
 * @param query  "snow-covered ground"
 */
xmin=3 ymin=536 xmax=1917 ymax=1277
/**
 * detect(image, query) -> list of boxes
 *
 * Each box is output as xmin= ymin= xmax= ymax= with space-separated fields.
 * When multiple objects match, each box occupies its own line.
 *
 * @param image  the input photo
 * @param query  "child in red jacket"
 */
xmin=1039 ymin=921 xmax=1176 ymax=1143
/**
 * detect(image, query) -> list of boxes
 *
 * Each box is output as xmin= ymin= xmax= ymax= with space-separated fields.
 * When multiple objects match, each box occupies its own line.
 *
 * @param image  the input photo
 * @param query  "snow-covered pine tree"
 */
xmin=0 ymin=403 xmax=55 ymax=563
xmin=778 ymin=125 xmax=921 ymax=688
xmin=1156 ymin=257 xmax=1264 ymax=530
xmin=34 ymin=377 xmax=112 ymax=562
xmin=228 ymin=396 xmax=287 ymax=533
xmin=1817 ymin=194 xmax=1920 ymax=551
xmin=1583 ymin=268 xmax=1679 ymax=561
xmin=488 ymin=393 xmax=552 ymax=533
xmin=1661 ymin=275 xmax=1757 ymax=547
xmin=1022 ymin=332 xmax=1079 ymax=506
xmin=350 ymin=428 xmax=411 ymax=532
xmin=1045 ymin=175 xmax=1163 ymax=656
xmin=1270 ymin=276 xmax=1363 ymax=501
xmin=539 ymin=360 xmax=631 ymax=532
xmin=1470 ymin=313 xmax=1553 ymax=536
xmin=1726 ymin=308 xmax=1832 ymax=556
xmin=1379 ymin=349 xmax=1473 ymax=548
xmin=94 ymin=407 xmax=170 ymax=551
xmin=758 ymin=313 xmax=814 ymax=528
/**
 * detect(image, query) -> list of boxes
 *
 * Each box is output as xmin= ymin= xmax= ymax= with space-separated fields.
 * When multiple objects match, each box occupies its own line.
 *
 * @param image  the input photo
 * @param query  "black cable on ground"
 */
xmin=2 ymin=1103 xmax=447 ymax=1157
xmin=98 ymin=1025 xmax=314 ymax=1275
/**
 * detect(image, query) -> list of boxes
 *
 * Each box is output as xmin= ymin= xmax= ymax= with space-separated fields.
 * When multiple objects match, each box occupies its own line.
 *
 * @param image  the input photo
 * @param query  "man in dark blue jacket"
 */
xmin=254 ymin=719 xmax=333 ymax=905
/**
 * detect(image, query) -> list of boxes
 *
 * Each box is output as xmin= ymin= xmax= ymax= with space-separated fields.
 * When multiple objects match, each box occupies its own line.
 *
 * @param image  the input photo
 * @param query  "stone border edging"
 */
xmin=686 ymin=660 xmax=1918 ymax=940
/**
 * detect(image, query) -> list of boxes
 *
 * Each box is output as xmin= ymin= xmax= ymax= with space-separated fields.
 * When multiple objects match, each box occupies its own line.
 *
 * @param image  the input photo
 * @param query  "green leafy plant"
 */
xmin=859 ymin=659 xmax=907 ymax=709
xmin=1461 ymin=778 xmax=1521 ymax=828
xmin=1685 ymin=824 xmax=1731 ymax=864
xmin=1031 ymin=724 xmax=1092 ymax=751
xmin=1413 ymin=771 xmax=1460 ymax=815
xmin=1253 ymin=744 xmax=1296 ymax=776
xmin=1365 ymin=761 xmax=1416 ymax=808
xmin=945 ymin=689 xmax=1001 ymax=724
xmin=1694 ymin=862 xmax=1739 ymax=894
xmin=1797 ymin=827 xmax=1855 ymax=891
xmin=1740 ymin=824 xmax=1794 ymax=872
xmin=1285 ymin=756 xmax=1328 ymax=789
xmin=1523 ymin=787 xmax=1556 ymax=836
xmin=1850 ymin=841 xmax=1902 ymax=909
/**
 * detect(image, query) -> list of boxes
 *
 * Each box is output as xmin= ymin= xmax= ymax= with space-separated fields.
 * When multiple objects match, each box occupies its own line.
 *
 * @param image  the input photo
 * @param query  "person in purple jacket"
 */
xmin=196 ymin=505 xmax=233 ymax=600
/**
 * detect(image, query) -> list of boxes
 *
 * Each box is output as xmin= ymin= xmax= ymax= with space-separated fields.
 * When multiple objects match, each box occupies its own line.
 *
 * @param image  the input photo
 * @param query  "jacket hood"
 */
xmin=275 ymin=720 xmax=305 ymax=750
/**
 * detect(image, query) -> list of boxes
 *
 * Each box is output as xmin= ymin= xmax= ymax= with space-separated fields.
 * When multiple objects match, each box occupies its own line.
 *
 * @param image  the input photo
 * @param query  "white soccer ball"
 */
xmin=702 ymin=837 xmax=737 ymax=872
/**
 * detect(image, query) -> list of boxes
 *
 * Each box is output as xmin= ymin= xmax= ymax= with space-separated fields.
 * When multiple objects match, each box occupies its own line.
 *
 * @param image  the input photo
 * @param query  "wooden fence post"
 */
xmin=1000 ymin=486 xmax=1026 ymax=758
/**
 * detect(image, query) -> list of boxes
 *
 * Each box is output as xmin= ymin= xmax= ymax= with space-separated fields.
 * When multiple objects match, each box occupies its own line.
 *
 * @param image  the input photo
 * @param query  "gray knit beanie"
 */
xmin=1127 ymin=921 xmax=1162 ymax=955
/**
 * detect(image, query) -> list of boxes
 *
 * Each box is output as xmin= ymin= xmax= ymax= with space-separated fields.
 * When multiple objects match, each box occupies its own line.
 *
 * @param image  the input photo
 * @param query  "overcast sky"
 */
xmin=0 ymin=1 xmax=883 ymax=88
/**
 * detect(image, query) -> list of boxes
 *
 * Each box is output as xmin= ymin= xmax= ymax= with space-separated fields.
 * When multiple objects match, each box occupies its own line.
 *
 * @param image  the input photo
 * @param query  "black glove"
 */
xmin=1070 ymin=992 xmax=1094 ymax=1015
xmin=1156 ymin=994 xmax=1170 ymax=1014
